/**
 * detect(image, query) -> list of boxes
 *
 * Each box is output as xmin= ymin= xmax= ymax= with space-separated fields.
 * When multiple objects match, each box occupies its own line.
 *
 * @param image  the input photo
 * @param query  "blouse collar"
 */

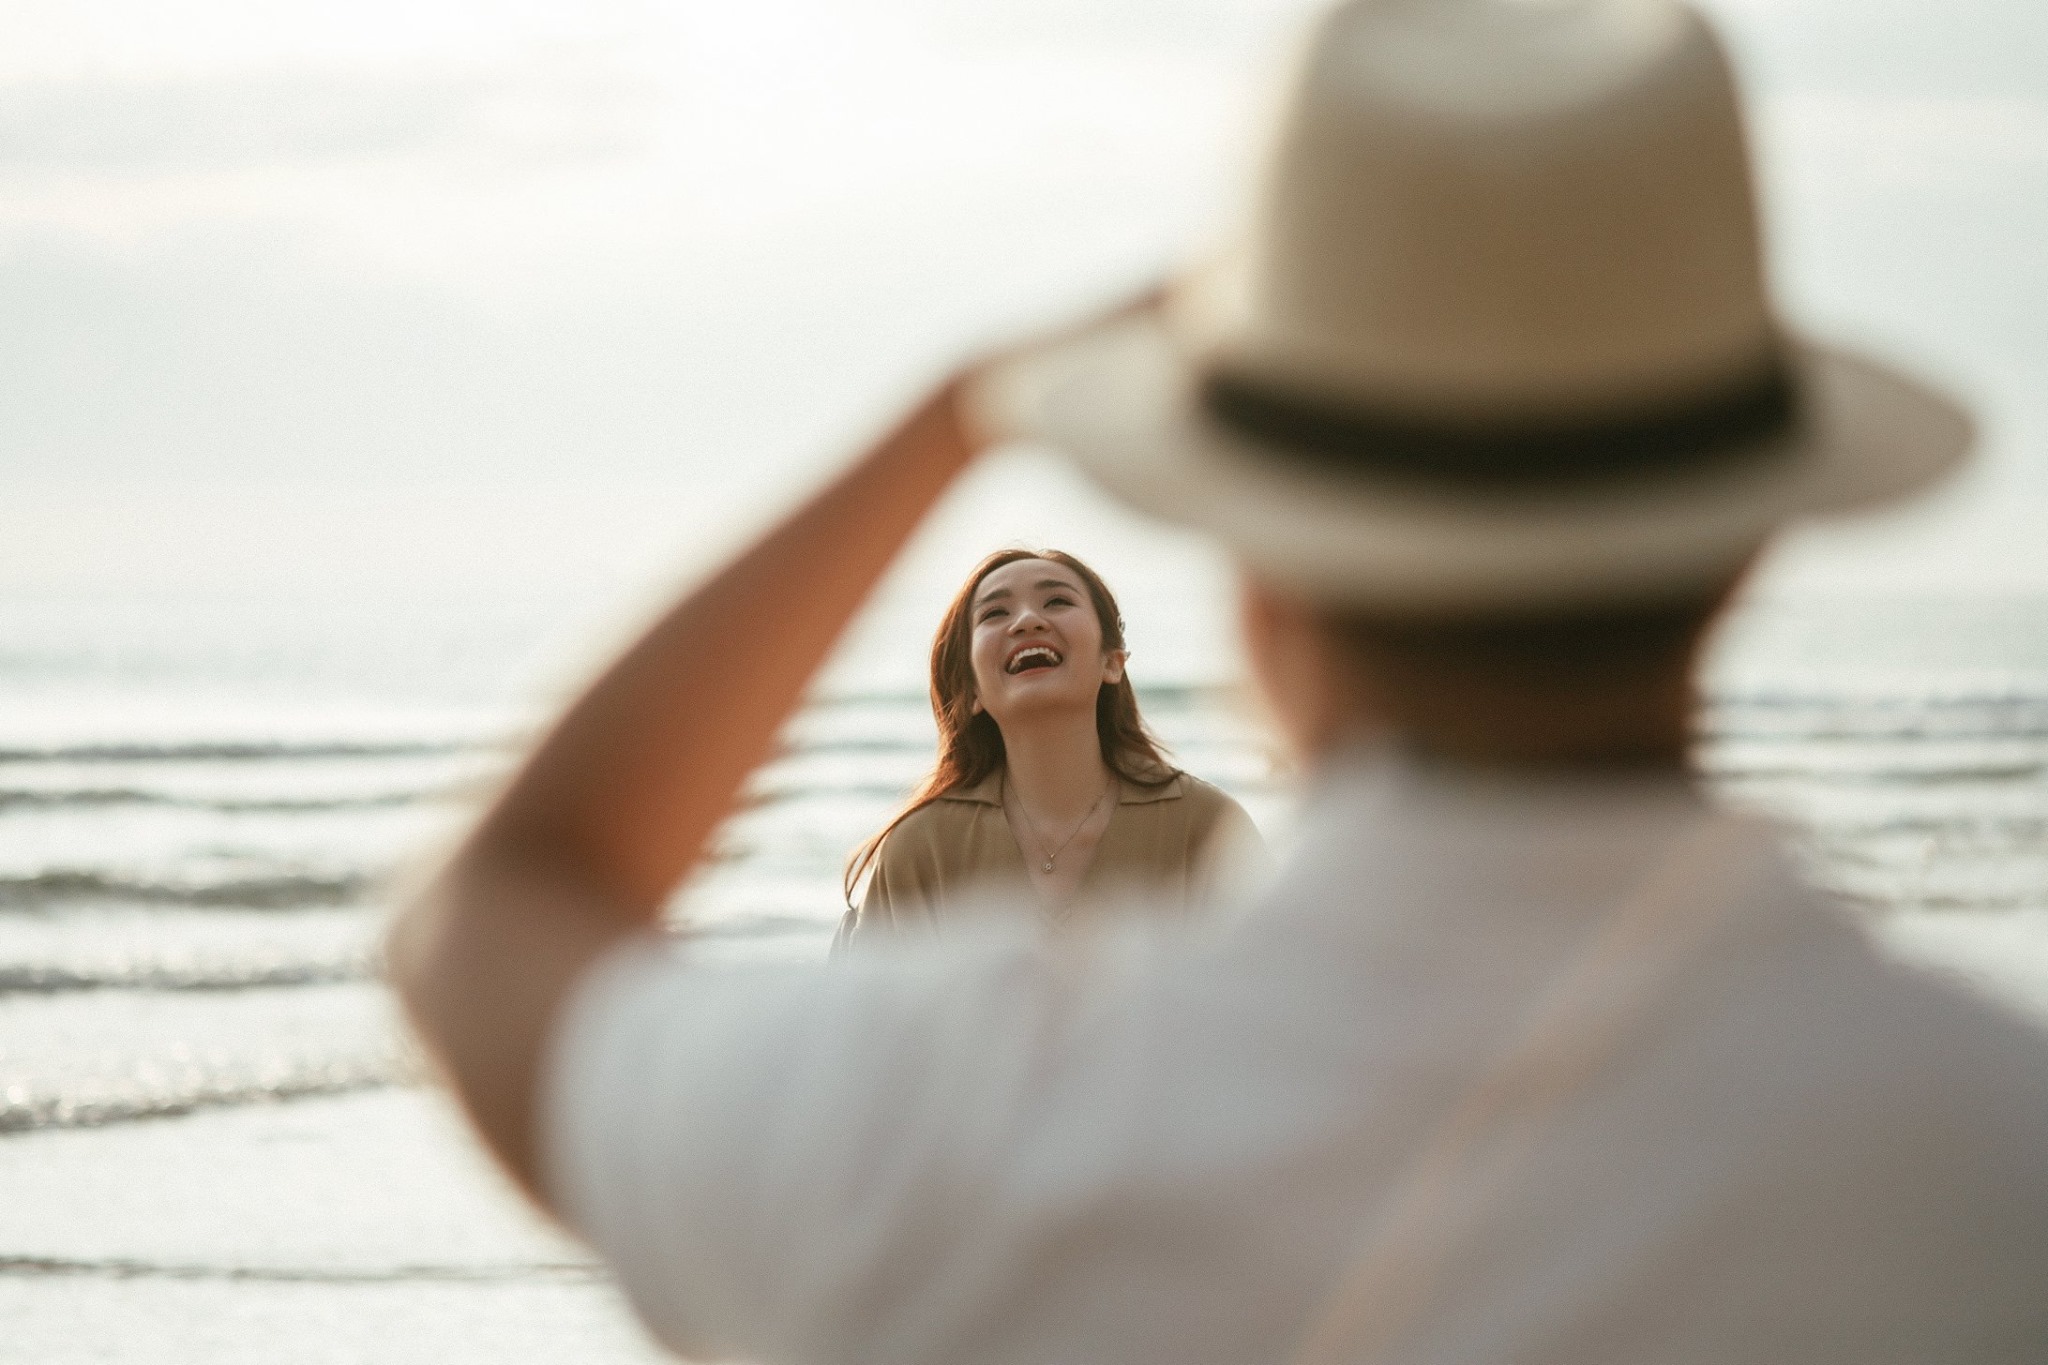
xmin=944 ymin=767 xmax=1186 ymax=807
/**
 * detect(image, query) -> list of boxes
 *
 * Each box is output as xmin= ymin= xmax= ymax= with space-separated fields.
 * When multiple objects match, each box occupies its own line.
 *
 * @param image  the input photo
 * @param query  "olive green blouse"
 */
xmin=835 ymin=768 xmax=1262 ymax=950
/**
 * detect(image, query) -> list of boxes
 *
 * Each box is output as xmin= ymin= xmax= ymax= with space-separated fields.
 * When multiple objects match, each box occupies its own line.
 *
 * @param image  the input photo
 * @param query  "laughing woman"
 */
xmin=836 ymin=548 xmax=1263 ymax=949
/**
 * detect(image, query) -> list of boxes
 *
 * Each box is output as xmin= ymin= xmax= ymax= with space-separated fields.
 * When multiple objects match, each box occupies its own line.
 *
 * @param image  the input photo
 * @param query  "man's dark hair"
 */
xmin=1322 ymin=595 xmax=1721 ymax=680
xmin=1314 ymin=589 xmax=1734 ymax=764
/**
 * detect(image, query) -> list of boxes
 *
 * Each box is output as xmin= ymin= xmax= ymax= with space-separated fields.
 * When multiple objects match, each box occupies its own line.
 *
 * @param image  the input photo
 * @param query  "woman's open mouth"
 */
xmin=1006 ymin=645 xmax=1063 ymax=674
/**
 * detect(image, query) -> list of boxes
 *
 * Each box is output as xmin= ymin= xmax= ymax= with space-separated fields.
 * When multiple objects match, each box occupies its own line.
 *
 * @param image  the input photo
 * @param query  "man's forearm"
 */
xmin=474 ymin=378 xmax=977 ymax=912
xmin=389 ymin=375 xmax=979 ymax=1193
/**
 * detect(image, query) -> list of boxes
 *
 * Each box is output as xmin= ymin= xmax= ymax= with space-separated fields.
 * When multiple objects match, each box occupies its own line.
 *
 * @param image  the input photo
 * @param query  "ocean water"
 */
xmin=3 ymin=579 xmax=2047 ymax=1140
xmin=1 ymin=0 xmax=2041 ymax=1145
xmin=0 ymin=524 xmax=2044 ymax=1365
xmin=0 ymin=0 xmax=2038 ymax=1355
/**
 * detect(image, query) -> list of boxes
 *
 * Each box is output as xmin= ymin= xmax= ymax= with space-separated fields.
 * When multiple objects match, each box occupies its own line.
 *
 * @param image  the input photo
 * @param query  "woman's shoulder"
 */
xmin=881 ymin=795 xmax=969 ymax=844
xmin=1183 ymin=773 xmax=1256 ymax=834
xmin=875 ymin=782 xmax=1000 ymax=862
xmin=1132 ymin=768 xmax=1239 ymax=817
xmin=1169 ymin=770 xmax=1230 ymax=802
xmin=1153 ymin=772 xmax=1271 ymax=889
xmin=1115 ymin=767 xmax=1252 ymax=847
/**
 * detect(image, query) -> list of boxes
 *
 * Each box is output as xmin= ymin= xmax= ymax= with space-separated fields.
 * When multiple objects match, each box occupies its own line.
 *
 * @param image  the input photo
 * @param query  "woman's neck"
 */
xmin=1001 ymin=714 xmax=1114 ymax=821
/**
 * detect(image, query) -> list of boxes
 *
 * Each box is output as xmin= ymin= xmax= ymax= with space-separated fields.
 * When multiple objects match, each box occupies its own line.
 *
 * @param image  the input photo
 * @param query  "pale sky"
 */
xmin=1 ymin=0 xmax=2044 ymax=654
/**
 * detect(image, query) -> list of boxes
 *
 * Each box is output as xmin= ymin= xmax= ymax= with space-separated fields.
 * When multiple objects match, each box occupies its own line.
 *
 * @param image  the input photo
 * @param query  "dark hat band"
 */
xmin=1200 ymin=361 xmax=1799 ymax=489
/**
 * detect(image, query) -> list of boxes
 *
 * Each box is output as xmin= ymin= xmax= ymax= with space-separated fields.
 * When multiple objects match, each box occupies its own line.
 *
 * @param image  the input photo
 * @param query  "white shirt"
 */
xmin=543 ymin=754 xmax=2048 ymax=1365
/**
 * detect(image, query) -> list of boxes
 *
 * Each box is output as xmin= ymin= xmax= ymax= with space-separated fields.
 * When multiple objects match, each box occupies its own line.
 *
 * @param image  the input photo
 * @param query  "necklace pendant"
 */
xmin=1041 ymin=859 xmax=1056 ymax=873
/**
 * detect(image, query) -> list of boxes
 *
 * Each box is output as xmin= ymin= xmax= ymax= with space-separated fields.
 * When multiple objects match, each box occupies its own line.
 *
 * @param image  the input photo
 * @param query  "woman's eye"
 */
xmin=979 ymin=608 xmax=1006 ymax=622
xmin=1046 ymin=596 xmax=1073 ymax=608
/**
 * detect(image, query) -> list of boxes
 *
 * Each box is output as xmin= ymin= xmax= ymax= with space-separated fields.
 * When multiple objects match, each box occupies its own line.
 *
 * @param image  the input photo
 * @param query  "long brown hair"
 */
xmin=843 ymin=548 xmax=1177 ymax=906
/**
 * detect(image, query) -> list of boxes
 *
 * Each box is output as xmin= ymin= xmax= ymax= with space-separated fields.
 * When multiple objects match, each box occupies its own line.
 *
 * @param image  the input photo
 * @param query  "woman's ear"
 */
xmin=969 ymin=691 xmax=984 ymax=716
xmin=1102 ymin=649 xmax=1128 ymax=686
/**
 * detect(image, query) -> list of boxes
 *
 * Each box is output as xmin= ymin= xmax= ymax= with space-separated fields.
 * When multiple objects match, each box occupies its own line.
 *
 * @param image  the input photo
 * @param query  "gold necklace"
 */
xmin=1007 ymin=774 xmax=1116 ymax=874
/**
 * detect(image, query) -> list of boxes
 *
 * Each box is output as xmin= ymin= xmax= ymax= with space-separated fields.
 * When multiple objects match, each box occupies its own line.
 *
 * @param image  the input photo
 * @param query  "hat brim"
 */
xmin=973 ymin=313 xmax=1972 ymax=613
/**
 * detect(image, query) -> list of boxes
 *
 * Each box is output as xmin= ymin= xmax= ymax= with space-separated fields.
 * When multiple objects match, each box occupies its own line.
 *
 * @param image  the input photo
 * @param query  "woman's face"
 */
xmin=966 ymin=558 xmax=1126 ymax=728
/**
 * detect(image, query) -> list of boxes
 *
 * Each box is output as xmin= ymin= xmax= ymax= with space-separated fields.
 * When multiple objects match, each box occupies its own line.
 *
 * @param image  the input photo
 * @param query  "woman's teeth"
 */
xmin=1007 ymin=647 xmax=1062 ymax=674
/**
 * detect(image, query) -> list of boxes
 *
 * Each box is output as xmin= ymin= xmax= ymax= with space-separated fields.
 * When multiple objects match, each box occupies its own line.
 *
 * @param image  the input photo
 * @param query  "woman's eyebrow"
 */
xmin=975 ymin=577 xmax=1080 ymax=609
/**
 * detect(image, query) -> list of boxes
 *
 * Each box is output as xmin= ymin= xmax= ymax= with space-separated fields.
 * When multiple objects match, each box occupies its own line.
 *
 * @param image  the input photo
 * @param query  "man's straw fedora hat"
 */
xmin=978 ymin=0 xmax=1972 ymax=612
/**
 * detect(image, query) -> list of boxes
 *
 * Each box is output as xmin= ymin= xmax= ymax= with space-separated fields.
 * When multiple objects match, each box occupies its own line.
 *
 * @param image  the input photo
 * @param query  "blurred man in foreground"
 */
xmin=391 ymin=1 xmax=2048 ymax=1359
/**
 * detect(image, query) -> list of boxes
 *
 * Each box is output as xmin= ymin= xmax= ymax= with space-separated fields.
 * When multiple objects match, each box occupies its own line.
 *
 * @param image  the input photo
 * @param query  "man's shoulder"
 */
xmin=1824 ymin=930 xmax=2048 ymax=1117
xmin=1678 ymin=860 xmax=2048 ymax=1178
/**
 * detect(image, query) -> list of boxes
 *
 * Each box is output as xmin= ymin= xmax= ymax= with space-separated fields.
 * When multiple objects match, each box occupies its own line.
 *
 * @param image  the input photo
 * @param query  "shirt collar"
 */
xmin=944 ymin=767 xmax=1186 ymax=806
xmin=1264 ymin=741 xmax=1758 ymax=941
xmin=1310 ymin=739 xmax=1705 ymax=817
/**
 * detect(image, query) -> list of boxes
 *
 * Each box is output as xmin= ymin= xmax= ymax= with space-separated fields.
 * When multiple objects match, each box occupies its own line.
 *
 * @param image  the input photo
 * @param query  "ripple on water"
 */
xmin=0 ymin=984 xmax=410 ymax=1134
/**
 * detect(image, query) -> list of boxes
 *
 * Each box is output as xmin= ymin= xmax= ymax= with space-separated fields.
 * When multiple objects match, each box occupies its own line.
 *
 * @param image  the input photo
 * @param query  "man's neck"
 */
xmin=1330 ymin=676 xmax=1697 ymax=772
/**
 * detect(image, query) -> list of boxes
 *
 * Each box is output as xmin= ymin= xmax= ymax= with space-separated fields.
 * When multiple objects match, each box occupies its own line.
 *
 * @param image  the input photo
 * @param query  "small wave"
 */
xmin=0 ymin=1056 xmax=408 ymax=1136
xmin=0 ymin=869 xmax=373 ymax=911
xmin=0 ymin=1255 xmax=602 ymax=1284
xmin=1878 ymin=893 xmax=2048 ymax=913
xmin=1706 ymin=725 xmax=2048 ymax=745
xmin=781 ymin=736 xmax=934 ymax=756
xmin=0 ymin=787 xmax=447 ymax=814
xmin=1711 ymin=682 xmax=2048 ymax=706
xmin=0 ymin=956 xmax=373 ymax=995
xmin=0 ymin=738 xmax=501 ymax=764
xmin=1806 ymin=815 xmax=2048 ymax=841
xmin=1701 ymin=697 xmax=2048 ymax=743
xmin=1708 ymin=761 xmax=2047 ymax=784
xmin=739 ymin=779 xmax=919 ymax=807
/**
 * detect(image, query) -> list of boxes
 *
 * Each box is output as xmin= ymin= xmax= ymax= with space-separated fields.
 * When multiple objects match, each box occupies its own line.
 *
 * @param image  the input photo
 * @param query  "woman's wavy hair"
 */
xmin=843 ymin=548 xmax=1177 ymax=906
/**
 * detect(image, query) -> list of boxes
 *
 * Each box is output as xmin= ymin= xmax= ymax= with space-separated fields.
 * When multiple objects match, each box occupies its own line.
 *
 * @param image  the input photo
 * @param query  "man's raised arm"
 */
xmin=386 ymin=377 xmax=979 ymax=1200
